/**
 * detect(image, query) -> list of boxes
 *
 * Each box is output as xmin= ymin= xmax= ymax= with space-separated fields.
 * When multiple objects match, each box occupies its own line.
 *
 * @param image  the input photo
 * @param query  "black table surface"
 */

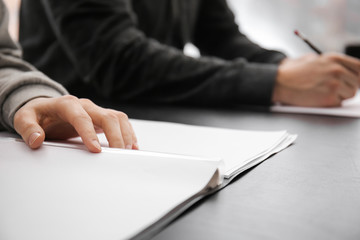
xmin=104 ymin=102 xmax=360 ymax=240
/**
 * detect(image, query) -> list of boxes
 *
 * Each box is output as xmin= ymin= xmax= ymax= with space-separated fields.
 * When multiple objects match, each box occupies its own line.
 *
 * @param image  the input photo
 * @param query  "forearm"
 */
xmin=82 ymin=32 xmax=278 ymax=105
xmin=0 ymin=0 xmax=67 ymax=131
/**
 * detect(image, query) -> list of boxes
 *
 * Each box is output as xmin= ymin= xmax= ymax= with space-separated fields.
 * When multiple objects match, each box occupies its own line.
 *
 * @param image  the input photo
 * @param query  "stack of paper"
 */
xmin=124 ymin=119 xmax=297 ymax=180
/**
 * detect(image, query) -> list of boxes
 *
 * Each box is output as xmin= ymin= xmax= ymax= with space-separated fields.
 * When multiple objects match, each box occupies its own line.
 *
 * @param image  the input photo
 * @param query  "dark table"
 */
xmin=109 ymin=103 xmax=360 ymax=240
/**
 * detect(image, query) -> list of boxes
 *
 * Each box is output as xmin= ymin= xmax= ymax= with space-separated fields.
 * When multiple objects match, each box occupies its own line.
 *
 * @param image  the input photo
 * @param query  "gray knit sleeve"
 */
xmin=0 ymin=0 xmax=68 ymax=131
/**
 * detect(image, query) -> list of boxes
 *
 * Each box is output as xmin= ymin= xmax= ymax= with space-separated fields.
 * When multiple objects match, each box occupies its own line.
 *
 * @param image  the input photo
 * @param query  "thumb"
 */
xmin=13 ymin=109 xmax=46 ymax=149
xmin=26 ymin=129 xmax=46 ymax=149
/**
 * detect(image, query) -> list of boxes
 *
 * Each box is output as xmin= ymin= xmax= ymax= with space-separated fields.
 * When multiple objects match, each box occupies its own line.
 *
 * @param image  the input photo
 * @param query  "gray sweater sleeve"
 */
xmin=0 ymin=0 xmax=68 ymax=132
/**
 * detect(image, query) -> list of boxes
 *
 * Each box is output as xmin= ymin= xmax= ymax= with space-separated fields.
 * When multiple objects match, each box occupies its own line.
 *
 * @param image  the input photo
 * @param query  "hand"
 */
xmin=272 ymin=53 xmax=360 ymax=107
xmin=13 ymin=95 xmax=138 ymax=153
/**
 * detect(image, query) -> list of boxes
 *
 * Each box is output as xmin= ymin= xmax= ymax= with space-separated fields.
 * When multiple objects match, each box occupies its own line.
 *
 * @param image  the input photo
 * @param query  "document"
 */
xmin=271 ymin=92 xmax=360 ymax=118
xmin=0 ymin=119 xmax=297 ymax=240
xmin=123 ymin=119 xmax=297 ymax=180
xmin=0 ymin=139 xmax=221 ymax=240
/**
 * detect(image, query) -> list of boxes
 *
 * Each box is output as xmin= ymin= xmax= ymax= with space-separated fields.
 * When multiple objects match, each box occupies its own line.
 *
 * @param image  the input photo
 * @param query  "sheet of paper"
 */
xmin=103 ymin=119 xmax=296 ymax=178
xmin=271 ymin=92 xmax=360 ymax=118
xmin=0 ymin=139 xmax=220 ymax=240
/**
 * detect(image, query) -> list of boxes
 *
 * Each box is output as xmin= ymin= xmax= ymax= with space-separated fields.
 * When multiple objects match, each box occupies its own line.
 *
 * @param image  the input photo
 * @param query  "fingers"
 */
xmin=79 ymin=98 xmax=138 ymax=150
xmin=274 ymin=53 xmax=359 ymax=107
xmin=325 ymin=53 xmax=360 ymax=88
xmin=330 ymin=53 xmax=360 ymax=76
xmin=118 ymin=114 xmax=137 ymax=149
xmin=13 ymin=107 xmax=45 ymax=149
xmin=48 ymin=96 xmax=137 ymax=151
xmin=128 ymin=122 xmax=139 ymax=150
xmin=335 ymin=79 xmax=356 ymax=101
xmin=339 ymin=67 xmax=359 ymax=90
xmin=327 ymin=64 xmax=358 ymax=99
xmin=101 ymin=115 xmax=125 ymax=148
xmin=13 ymin=96 xmax=137 ymax=152
xmin=54 ymin=96 xmax=102 ymax=153
xmin=321 ymin=54 xmax=360 ymax=101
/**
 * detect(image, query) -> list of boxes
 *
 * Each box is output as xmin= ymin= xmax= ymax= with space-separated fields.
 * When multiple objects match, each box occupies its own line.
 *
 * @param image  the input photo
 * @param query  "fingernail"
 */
xmin=126 ymin=144 xmax=132 ymax=149
xmin=92 ymin=140 xmax=102 ymax=151
xmin=29 ymin=132 xmax=41 ymax=146
xmin=133 ymin=142 xmax=139 ymax=150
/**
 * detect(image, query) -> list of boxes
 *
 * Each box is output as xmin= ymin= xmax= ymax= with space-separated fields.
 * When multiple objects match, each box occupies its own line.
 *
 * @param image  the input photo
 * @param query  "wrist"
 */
xmin=272 ymin=58 xmax=291 ymax=104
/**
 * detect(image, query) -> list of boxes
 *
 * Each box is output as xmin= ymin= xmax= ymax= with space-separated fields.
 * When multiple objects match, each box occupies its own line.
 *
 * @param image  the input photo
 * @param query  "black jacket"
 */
xmin=19 ymin=0 xmax=286 ymax=106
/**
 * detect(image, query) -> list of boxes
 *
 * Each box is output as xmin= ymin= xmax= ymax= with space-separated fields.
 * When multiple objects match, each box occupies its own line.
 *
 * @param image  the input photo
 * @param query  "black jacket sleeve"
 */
xmin=193 ymin=0 xmax=286 ymax=63
xmin=33 ymin=0 xmax=285 ymax=106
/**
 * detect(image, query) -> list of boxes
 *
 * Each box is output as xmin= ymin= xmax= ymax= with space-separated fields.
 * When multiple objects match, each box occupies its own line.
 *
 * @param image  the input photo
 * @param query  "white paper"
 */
xmin=0 ymin=139 xmax=220 ymax=240
xmin=62 ymin=119 xmax=296 ymax=177
xmin=0 ymin=119 xmax=296 ymax=239
xmin=271 ymin=92 xmax=360 ymax=118
xmin=118 ymin=119 xmax=296 ymax=178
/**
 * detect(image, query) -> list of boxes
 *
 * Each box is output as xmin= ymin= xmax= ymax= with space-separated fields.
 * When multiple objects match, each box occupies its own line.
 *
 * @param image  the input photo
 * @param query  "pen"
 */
xmin=294 ymin=30 xmax=322 ymax=54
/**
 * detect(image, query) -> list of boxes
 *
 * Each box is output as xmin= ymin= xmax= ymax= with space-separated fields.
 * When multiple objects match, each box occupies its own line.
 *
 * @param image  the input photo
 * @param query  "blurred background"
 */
xmin=4 ymin=0 xmax=360 ymax=58
xmin=228 ymin=0 xmax=360 ymax=57
xmin=3 ymin=0 xmax=19 ymax=41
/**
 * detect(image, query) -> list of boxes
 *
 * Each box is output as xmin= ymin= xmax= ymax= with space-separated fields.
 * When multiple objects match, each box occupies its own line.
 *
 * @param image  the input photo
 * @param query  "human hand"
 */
xmin=13 ymin=95 xmax=138 ymax=153
xmin=272 ymin=53 xmax=360 ymax=107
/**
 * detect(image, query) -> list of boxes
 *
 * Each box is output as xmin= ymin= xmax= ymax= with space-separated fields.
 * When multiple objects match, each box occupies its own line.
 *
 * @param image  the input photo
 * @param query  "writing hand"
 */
xmin=273 ymin=53 xmax=360 ymax=107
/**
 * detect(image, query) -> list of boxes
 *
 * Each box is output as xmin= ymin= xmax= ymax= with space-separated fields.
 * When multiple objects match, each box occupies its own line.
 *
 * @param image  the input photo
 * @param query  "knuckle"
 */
xmin=117 ymin=111 xmax=128 ymax=120
xmin=57 ymin=95 xmax=79 ymax=106
xmin=104 ymin=110 xmax=128 ymax=121
xmin=79 ymin=98 xmax=94 ymax=107
xmin=102 ymin=111 xmax=120 ymax=122
xmin=61 ymin=95 xmax=79 ymax=101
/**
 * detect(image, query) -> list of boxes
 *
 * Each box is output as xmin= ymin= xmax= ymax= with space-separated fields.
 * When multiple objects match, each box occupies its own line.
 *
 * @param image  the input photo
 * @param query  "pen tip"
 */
xmin=294 ymin=30 xmax=299 ymax=36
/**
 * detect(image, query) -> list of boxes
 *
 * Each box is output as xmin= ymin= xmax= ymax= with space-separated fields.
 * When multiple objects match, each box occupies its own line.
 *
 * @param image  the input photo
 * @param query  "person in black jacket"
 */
xmin=19 ymin=0 xmax=360 ymax=108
